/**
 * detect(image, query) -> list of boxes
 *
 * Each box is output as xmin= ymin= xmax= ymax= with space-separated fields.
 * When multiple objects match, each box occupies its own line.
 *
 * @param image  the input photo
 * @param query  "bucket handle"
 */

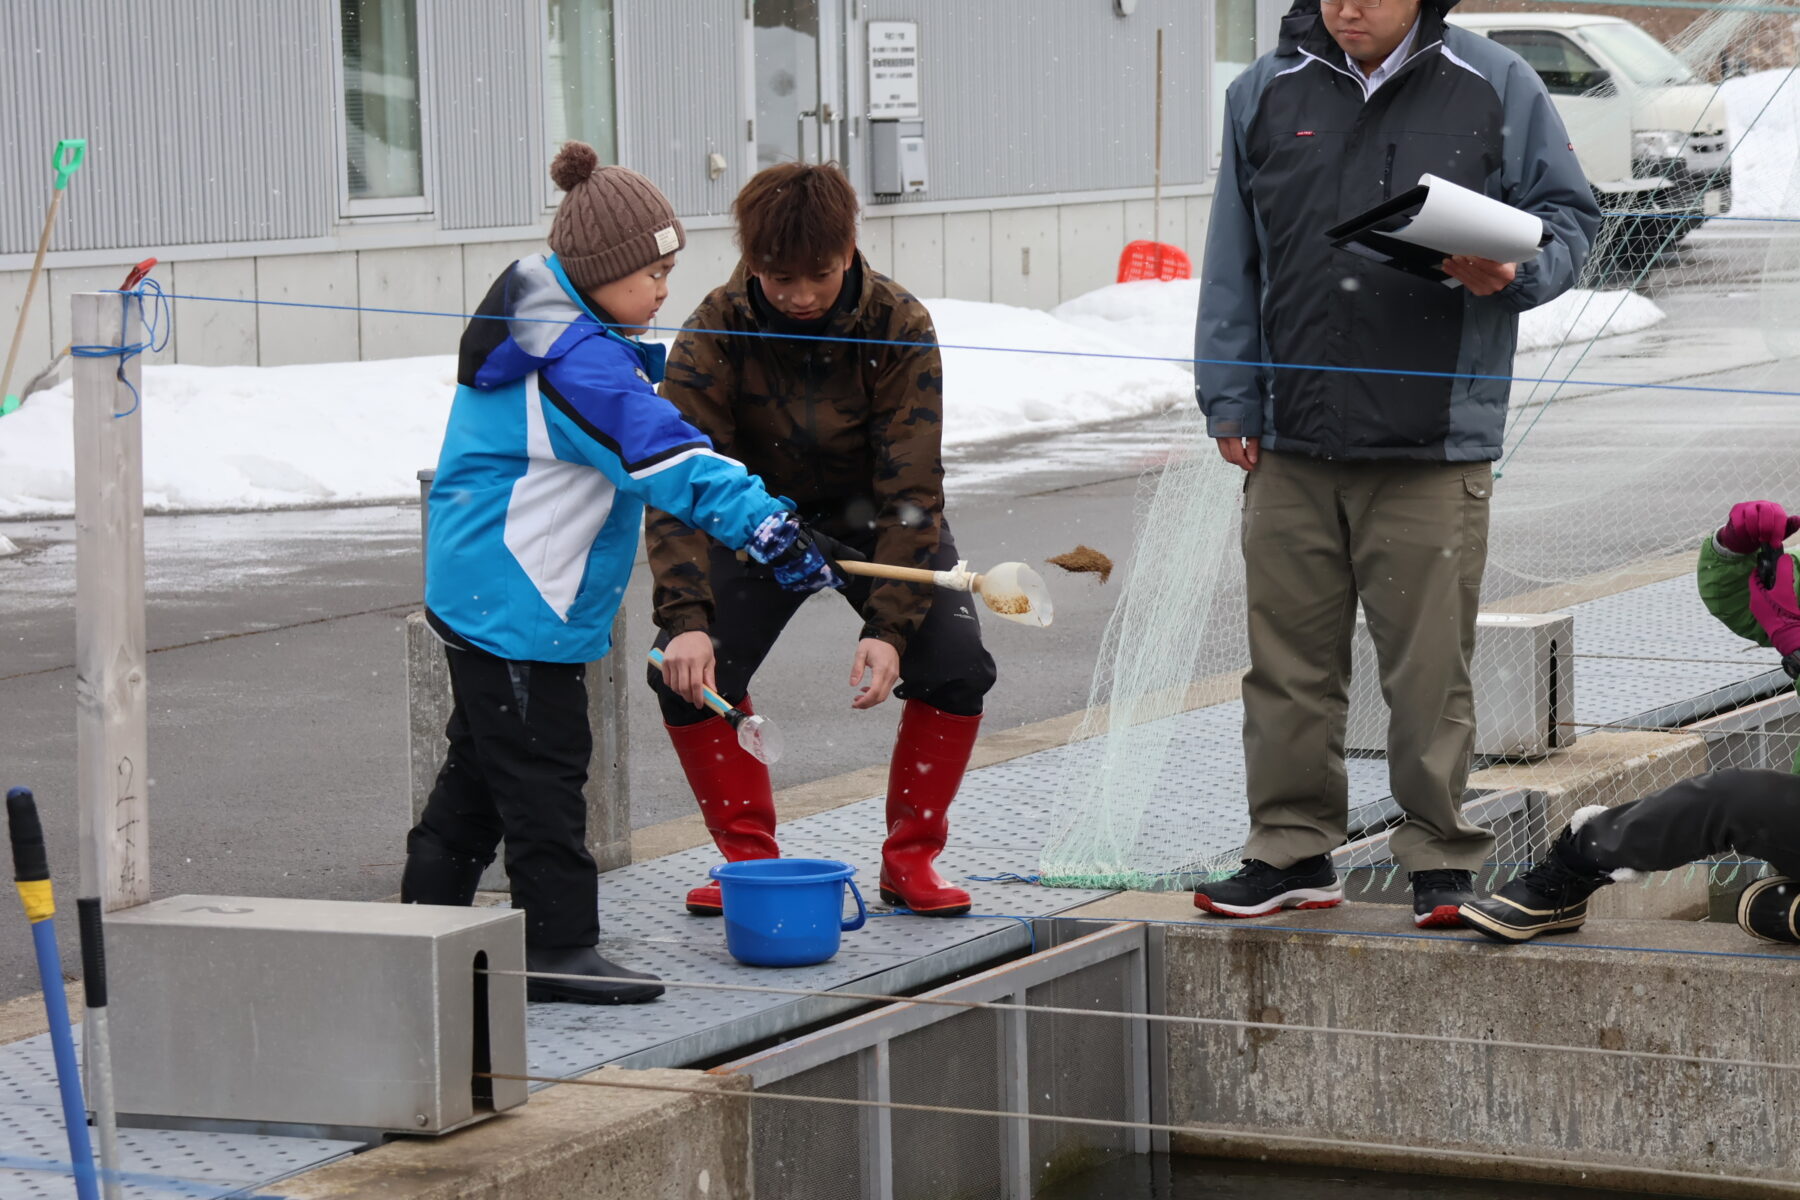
xmin=841 ymin=878 xmax=868 ymax=932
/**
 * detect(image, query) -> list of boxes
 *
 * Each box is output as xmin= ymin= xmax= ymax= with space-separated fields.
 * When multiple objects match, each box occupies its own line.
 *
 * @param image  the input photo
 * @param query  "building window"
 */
xmin=341 ymin=0 xmax=426 ymax=212
xmin=1213 ymin=0 xmax=1257 ymax=159
xmin=546 ymin=0 xmax=618 ymax=183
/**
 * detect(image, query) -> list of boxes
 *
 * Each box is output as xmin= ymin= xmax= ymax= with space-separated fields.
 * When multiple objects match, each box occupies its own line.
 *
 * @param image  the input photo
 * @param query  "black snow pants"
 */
xmin=649 ymin=519 xmax=998 ymax=726
xmin=408 ymin=638 xmax=599 ymax=948
xmin=1576 ymin=768 xmax=1800 ymax=879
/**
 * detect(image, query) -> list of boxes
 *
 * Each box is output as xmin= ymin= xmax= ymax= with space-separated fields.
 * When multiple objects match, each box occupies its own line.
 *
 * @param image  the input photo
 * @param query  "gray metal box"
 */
xmin=871 ymin=119 xmax=927 ymax=195
xmin=1346 ymin=610 xmax=1574 ymax=759
xmin=108 ymin=895 xmax=527 ymax=1134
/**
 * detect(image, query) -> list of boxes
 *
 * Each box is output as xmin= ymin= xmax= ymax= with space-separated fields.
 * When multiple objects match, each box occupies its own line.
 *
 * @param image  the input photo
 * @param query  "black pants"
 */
xmin=1578 ymin=768 xmax=1800 ymax=879
xmin=408 ymin=643 xmax=598 ymax=948
xmin=650 ymin=521 xmax=997 ymax=726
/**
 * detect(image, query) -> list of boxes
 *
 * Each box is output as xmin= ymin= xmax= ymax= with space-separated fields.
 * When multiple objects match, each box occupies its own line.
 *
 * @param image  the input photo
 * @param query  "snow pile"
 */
xmin=1053 ymin=279 xmax=1202 ymax=365
xmin=0 ymin=356 xmax=459 ymax=518
xmin=1054 ymin=278 xmax=1666 ymax=363
xmin=0 ymin=299 xmax=1192 ymax=518
xmin=1515 ymin=288 xmax=1665 ymax=351
xmin=0 ymin=275 xmax=1666 ymax=518
xmin=1721 ymin=68 xmax=1800 ymax=219
xmin=926 ymin=298 xmax=1191 ymax=446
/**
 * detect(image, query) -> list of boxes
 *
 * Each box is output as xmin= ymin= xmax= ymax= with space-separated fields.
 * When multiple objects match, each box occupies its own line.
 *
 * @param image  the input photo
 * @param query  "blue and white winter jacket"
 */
xmin=426 ymin=253 xmax=785 ymax=664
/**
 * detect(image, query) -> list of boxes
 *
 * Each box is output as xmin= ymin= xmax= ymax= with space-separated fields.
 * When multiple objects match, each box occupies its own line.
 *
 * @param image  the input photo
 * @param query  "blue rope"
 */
xmin=71 ymin=280 xmax=171 ymax=419
xmin=127 ymin=289 xmax=1800 ymax=403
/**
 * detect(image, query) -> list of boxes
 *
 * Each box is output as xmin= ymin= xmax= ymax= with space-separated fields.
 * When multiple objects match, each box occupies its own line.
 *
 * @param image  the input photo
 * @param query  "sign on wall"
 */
xmin=867 ymin=21 xmax=920 ymax=119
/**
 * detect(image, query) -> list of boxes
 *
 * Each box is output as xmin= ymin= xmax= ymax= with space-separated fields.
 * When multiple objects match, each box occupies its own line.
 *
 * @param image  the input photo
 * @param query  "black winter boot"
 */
xmin=400 ymin=839 xmax=489 ymax=908
xmin=524 ymin=946 xmax=664 ymax=1005
xmin=1460 ymin=819 xmax=1614 ymax=943
xmin=1736 ymin=875 xmax=1800 ymax=943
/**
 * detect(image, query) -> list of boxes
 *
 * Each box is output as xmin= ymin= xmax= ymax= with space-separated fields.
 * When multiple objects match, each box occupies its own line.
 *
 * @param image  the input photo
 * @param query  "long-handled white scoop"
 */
xmin=837 ymin=559 xmax=1054 ymax=628
xmin=647 ymin=648 xmax=783 ymax=764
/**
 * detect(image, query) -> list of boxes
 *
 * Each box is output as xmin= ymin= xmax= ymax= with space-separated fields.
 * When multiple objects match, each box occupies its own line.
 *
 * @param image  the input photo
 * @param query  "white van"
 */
xmin=1447 ymin=13 xmax=1731 ymax=234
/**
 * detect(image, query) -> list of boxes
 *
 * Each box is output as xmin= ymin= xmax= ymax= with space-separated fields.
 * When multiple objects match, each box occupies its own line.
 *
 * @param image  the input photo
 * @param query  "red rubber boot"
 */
xmin=666 ymin=699 xmax=779 ymax=915
xmin=879 ymin=700 xmax=979 ymax=916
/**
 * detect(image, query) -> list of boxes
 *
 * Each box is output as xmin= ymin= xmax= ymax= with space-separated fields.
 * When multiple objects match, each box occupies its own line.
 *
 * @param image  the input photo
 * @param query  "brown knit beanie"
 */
xmin=547 ymin=142 xmax=687 ymax=291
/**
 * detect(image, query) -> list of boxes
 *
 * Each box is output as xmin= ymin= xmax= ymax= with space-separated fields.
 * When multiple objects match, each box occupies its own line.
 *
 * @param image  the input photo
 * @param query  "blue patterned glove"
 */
xmin=746 ymin=513 xmax=847 ymax=594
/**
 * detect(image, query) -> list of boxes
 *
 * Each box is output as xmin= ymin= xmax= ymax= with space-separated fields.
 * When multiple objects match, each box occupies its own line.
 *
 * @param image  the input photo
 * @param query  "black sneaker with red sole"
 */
xmin=1410 ymin=869 xmax=1476 ymax=929
xmin=1194 ymin=856 xmax=1342 ymax=918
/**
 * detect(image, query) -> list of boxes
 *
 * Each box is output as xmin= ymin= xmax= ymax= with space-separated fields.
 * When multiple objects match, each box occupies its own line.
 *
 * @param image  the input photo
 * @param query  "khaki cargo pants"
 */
xmin=1239 ymin=450 xmax=1497 ymax=872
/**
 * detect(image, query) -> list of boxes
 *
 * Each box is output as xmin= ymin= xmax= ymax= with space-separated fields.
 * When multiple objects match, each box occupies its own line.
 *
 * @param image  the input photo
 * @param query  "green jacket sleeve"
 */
xmin=1696 ymin=535 xmax=1768 ymax=646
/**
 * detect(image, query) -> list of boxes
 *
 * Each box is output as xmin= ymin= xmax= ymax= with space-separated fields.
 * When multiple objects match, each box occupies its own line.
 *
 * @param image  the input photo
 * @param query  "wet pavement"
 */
xmin=1 ymin=221 xmax=1795 ymax=1002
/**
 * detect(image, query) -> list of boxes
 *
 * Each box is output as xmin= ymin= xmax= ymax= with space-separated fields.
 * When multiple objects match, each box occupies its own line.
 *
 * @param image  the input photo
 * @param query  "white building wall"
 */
xmin=170 ymin=259 xmax=259 ymax=368
xmin=990 ymin=208 xmax=1061 ymax=310
xmin=357 ymin=247 xmax=465 ymax=362
xmin=943 ymin=211 xmax=994 ymax=303
xmin=256 ymin=254 xmax=361 ymax=368
xmin=892 ymin=214 xmax=946 ymax=298
xmin=0 ymin=270 xmax=52 ymax=385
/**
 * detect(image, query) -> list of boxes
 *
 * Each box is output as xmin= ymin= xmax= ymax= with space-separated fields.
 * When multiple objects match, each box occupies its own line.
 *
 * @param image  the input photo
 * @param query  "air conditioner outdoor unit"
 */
xmin=1345 ymin=610 xmax=1574 ymax=760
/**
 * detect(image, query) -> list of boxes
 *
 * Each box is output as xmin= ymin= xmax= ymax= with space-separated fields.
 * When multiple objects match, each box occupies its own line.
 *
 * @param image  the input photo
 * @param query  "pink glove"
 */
xmin=1718 ymin=501 xmax=1800 ymax=555
xmin=1749 ymin=552 xmax=1800 ymax=660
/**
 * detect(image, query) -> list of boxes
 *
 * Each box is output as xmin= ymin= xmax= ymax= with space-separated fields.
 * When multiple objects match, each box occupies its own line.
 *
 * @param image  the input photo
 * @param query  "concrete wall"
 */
xmin=280 ymin=1067 xmax=750 ymax=1200
xmin=1159 ymin=904 xmax=1800 ymax=1199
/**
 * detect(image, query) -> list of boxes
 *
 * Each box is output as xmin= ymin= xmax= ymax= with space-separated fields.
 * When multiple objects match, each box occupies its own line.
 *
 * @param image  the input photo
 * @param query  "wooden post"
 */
xmin=586 ymin=606 xmax=633 ymax=872
xmin=72 ymin=291 xmax=150 ymax=910
xmin=1153 ymin=27 xmax=1166 ymax=272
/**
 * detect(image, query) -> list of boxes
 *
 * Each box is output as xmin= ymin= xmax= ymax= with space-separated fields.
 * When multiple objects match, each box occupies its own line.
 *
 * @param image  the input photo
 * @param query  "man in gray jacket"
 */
xmin=1193 ymin=0 xmax=1600 ymax=927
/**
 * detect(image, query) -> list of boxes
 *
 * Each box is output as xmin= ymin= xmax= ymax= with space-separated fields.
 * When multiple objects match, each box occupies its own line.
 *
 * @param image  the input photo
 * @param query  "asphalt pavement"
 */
xmin=1 ymin=222 xmax=1794 ymax=1003
xmin=0 ymin=418 xmax=1166 ymax=1002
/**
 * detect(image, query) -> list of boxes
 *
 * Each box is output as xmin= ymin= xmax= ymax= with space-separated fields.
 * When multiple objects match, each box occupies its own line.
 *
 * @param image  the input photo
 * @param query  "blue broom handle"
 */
xmin=10 ymin=788 xmax=100 ymax=1200
xmin=33 ymin=919 xmax=99 ymax=1200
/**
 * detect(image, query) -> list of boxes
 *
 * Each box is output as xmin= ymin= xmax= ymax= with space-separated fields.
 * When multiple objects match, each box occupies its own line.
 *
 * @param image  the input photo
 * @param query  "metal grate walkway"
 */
xmin=0 ymin=572 xmax=1782 ymax=1196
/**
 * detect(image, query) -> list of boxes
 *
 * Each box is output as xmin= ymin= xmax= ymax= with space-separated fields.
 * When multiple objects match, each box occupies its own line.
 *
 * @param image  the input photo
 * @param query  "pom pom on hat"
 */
xmin=550 ymin=141 xmax=599 ymax=193
xmin=547 ymin=144 xmax=687 ymax=291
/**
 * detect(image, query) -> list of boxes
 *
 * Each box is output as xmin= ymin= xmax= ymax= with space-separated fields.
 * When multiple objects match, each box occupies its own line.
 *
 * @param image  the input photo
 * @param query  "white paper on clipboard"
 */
xmin=1384 ymin=173 xmax=1546 ymax=263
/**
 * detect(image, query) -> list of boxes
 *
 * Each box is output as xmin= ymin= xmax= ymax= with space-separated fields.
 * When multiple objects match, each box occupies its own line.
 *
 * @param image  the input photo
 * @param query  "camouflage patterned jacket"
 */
xmin=646 ymin=254 xmax=946 ymax=652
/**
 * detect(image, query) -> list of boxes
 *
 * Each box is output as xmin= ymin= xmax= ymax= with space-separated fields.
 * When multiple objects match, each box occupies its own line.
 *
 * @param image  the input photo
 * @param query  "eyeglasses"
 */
xmin=1321 ymin=0 xmax=1387 ymax=8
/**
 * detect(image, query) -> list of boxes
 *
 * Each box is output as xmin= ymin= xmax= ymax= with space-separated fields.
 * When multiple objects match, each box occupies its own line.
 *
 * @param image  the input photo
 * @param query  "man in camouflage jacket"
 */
xmin=646 ymin=162 xmax=996 ymax=919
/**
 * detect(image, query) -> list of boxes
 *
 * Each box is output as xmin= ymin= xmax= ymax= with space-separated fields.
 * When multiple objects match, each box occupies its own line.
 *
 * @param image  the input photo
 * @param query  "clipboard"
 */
xmin=1326 ymin=174 xmax=1550 ymax=287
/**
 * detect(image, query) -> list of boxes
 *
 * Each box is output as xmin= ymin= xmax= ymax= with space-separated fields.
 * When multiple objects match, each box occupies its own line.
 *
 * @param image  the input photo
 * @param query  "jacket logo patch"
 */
xmin=1296 ymin=131 xmax=1316 ymax=137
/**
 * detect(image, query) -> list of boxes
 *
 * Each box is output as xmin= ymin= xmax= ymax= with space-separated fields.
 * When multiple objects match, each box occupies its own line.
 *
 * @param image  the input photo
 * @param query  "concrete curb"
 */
xmin=278 ymin=1068 xmax=751 ymax=1200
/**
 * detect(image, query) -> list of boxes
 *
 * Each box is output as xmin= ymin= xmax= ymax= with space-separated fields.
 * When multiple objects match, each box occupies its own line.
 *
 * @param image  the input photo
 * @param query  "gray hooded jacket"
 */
xmin=1195 ymin=0 xmax=1601 ymax=461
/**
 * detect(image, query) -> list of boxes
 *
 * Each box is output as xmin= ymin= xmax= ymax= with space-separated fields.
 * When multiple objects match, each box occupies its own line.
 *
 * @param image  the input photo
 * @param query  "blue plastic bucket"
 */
xmin=710 ymin=858 xmax=868 ymax=967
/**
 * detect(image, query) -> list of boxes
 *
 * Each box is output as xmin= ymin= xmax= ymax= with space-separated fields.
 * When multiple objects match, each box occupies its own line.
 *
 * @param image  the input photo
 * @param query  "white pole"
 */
xmin=71 ymin=291 xmax=150 ymax=910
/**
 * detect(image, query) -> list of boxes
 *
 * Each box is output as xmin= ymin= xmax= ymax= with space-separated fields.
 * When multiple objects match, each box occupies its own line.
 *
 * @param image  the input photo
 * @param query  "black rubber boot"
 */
xmin=524 ymin=946 xmax=665 ymax=1005
xmin=400 ymin=839 xmax=489 ymax=908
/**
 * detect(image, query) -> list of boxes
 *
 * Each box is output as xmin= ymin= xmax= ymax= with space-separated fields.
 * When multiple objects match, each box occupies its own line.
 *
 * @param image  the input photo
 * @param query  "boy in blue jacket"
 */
xmin=403 ymin=143 xmax=841 ymax=1004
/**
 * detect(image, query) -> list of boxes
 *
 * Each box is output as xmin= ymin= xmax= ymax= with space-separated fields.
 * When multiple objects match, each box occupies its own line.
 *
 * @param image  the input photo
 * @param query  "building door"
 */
xmin=752 ymin=0 xmax=845 ymax=170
